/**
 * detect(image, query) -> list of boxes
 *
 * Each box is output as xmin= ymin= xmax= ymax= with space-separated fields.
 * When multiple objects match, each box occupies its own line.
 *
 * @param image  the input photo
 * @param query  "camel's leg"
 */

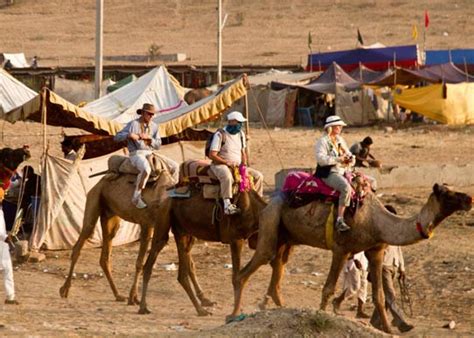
xmin=185 ymin=237 xmax=216 ymax=307
xmin=260 ymin=243 xmax=293 ymax=310
xmin=59 ymin=186 xmax=102 ymax=298
xmin=99 ymin=215 xmax=127 ymax=302
xmin=138 ymin=227 xmax=169 ymax=315
xmin=320 ymin=249 xmax=350 ymax=311
xmin=366 ymin=246 xmax=392 ymax=334
xmin=229 ymin=196 xmax=284 ymax=318
xmin=174 ymin=233 xmax=211 ymax=316
xmin=230 ymin=239 xmax=244 ymax=291
xmin=128 ymin=225 xmax=153 ymax=305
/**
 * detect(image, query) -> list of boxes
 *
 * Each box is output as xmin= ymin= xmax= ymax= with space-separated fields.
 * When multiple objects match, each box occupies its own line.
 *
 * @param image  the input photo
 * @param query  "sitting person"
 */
xmin=208 ymin=111 xmax=263 ymax=215
xmin=350 ymin=136 xmax=381 ymax=168
xmin=114 ymin=103 xmax=178 ymax=209
xmin=315 ymin=115 xmax=355 ymax=232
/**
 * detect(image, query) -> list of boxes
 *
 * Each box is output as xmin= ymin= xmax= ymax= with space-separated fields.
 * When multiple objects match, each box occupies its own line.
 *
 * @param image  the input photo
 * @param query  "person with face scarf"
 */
xmin=208 ymin=111 xmax=263 ymax=215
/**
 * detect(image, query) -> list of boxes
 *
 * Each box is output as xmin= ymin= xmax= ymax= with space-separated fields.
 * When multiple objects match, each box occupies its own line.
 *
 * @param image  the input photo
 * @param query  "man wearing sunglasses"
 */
xmin=114 ymin=103 xmax=165 ymax=209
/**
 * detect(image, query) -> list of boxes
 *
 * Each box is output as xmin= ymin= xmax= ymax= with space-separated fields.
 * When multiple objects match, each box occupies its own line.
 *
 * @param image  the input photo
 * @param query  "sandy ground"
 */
xmin=0 ymin=123 xmax=473 ymax=336
xmin=0 ymin=0 xmax=473 ymax=67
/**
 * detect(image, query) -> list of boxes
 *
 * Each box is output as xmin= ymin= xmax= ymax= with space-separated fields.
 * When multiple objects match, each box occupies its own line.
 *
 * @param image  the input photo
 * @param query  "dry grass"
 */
xmin=0 ymin=0 xmax=472 ymax=67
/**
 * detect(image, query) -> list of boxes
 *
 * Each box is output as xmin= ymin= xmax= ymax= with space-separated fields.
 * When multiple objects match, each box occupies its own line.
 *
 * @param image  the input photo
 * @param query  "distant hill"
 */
xmin=0 ymin=0 xmax=472 ymax=67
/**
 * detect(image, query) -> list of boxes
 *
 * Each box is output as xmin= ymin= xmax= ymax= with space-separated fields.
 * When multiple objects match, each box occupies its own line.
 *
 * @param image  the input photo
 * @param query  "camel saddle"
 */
xmin=107 ymin=153 xmax=170 ymax=183
xmin=176 ymin=160 xmax=254 ymax=200
xmin=282 ymin=171 xmax=368 ymax=209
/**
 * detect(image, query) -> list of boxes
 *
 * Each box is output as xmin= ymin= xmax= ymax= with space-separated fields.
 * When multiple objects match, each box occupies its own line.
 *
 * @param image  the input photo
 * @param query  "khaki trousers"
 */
xmin=322 ymin=172 xmax=352 ymax=207
xmin=210 ymin=165 xmax=264 ymax=199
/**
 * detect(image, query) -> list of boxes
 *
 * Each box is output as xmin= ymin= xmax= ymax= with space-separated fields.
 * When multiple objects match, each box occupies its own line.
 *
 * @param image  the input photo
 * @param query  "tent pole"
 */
xmin=94 ymin=0 xmax=104 ymax=99
xmin=244 ymin=91 xmax=251 ymax=165
xmin=41 ymin=88 xmax=47 ymax=154
xmin=464 ymin=57 xmax=469 ymax=82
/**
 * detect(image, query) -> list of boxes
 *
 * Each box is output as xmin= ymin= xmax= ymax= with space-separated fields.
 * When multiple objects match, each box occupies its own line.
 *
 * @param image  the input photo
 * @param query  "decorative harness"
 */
xmin=416 ymin=221 xmax=434 ymax=239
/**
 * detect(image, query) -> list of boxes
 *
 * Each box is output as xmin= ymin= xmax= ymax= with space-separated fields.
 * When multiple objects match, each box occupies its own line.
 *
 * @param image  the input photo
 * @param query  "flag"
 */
xmin=425 ymin=10 xmax=430 ymax=28
xmin=412 ymin=25 xmax=418 ymax=40
xmin=308 ymin=31 xmax=313 ymax=50
xmin=357 ymin=28 xmax=364 ymax=45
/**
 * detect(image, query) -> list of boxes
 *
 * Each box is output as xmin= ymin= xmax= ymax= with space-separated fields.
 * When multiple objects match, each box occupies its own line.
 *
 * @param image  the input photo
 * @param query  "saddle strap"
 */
xmin=325 ymin=204 xmax=335 ymax=250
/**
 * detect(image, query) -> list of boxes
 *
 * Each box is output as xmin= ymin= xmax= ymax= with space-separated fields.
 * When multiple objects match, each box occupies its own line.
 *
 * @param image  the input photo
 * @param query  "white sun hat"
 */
xmin=226 ymin=111 xmax=247 ymax=122
xmin=324 ymin=115 xmax=347 ymax=129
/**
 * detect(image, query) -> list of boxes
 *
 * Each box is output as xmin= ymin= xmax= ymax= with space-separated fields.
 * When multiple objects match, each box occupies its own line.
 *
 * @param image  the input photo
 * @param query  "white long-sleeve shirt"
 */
xmin=314 ymin=134 xmax=354 ymax=175
xmin=383 ymin=246 xmax=405 ymax=272
xmin=114 ymin=119 xmax=161 ymax=153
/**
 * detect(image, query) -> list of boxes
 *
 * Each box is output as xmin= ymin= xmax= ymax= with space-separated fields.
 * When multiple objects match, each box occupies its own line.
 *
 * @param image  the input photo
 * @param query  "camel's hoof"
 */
xmin=197 ymin=308 xmax=212 ymax=316
xmin=115 ymin=295 xmax=127 ymax=302
xmin=332 ymin=299 xmax=341 ymax=315
xmin=127 ymin=297 xmax=140 ymax=306
xmin=59 ymin=286 xmax=69 ymax=298
xmin=138 ymin=307 xmax=151 ymax=315
xmin=200 ymin=298 xmax=216 ymax=307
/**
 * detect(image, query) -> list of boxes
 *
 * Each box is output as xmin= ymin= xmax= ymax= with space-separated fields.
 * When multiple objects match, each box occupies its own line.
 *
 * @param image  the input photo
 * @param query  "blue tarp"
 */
xmin=307 ymin=45 xmax=420 ymax=72
xmin=426 ymin=49 xmax=474 ymax=66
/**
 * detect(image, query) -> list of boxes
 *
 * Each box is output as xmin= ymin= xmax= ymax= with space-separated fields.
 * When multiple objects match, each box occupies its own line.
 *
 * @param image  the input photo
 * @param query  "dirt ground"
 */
xmin=0 ymin=123 xmax=473 ymax=336
xmin=1 ymin=0 xmax=473 ymax=67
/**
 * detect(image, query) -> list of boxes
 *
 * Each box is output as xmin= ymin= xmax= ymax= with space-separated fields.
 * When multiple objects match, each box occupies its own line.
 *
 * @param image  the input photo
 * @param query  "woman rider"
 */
xmin=314 ymin=115 xmax=355 ymax=232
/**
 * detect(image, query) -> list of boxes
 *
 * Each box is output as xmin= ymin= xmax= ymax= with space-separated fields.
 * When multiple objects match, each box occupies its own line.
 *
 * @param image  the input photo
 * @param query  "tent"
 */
xmin=30 ymin=141 xmax=205 ymax=250
xmin=0 ymin=68 xmax=36 ymax=115
xmin=228 ymin=70 xmax=318 ymax=127
xmin=301 ymin=62 xmax=361 ymax=94
xmin=405 ymin=63 xmax=474 ymax=84
xmin=393 ymin=83 xmax=474 ymax=125
xmin=83 ymin=66 xmax=187 ymax=124
xmin=426 ymin=49 xmax=474 ymax=72
xmin=54 ymin=77 xmax=115 ymax=105
xmin=0 ymin=53 xmax=30 ymax=68
xmin=349 ymin=64 xmax=391 ymax=84
xmin=107 ymin=74 xmax=136 ymax=93
xmin=307 ymin=45 xmax=420 ymax=72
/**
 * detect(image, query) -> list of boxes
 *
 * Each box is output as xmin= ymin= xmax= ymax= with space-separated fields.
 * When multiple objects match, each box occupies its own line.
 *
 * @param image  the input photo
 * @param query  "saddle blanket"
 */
xmin=107 ymin=152 xmax=172 ymax=179
xmin=179 ymin=159 xmax=218 ymax=186
xmin=282 ymin=171 xmax=360 ymax=208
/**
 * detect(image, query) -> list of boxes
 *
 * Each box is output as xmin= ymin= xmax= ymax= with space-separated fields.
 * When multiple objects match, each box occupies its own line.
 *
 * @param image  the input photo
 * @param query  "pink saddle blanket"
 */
xmin=282 ymin=171 xmax=356 ymax=201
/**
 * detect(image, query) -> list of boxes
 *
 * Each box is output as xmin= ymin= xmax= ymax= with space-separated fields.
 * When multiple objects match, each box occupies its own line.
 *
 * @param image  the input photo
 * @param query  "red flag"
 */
xmin=425 ymin=10 xmax=430 ymax=28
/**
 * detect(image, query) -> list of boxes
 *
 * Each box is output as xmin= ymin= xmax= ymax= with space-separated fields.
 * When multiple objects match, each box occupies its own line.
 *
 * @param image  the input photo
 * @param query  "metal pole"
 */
xmin=244 ymin=92 xmax=251 ymax=165
xmin=94 ymin=0 xmax=104 ymax=99
xmin=217 ymin=0 xmax=222 ymax=84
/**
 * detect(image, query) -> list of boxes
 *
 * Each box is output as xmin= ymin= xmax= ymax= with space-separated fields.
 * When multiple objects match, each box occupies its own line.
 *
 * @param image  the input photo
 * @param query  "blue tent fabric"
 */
xmin=426 ymin=49 xmax=474 ymax=66
xmin=307 ymin=45 xmax=419 ymax=72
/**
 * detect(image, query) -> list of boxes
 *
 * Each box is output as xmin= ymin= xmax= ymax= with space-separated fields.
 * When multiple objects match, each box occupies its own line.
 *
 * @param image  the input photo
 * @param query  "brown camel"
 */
xmin=59 ymin=170 xmax=173 ymax=304
xmin=184 ymin=88 xmax=213 ymax=105
xmin=230 ymin=183 xmax=472 ymax=333
xmin=137 ymin=187 xmax=290 ymax=316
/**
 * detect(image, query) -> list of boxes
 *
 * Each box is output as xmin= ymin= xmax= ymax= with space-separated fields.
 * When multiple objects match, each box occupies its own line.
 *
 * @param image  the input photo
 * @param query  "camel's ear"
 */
xmin=433 ymin=183 xmax=441 ymax=196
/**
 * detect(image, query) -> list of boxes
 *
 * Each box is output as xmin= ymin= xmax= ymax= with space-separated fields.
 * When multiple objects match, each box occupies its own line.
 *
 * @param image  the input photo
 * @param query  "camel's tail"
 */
xmin=254 ymin=193 xmax=285 ymax=263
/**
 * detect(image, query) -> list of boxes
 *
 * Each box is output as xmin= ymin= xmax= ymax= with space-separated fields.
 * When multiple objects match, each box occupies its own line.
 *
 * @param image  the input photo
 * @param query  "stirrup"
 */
xmin=224 ymin=204 xmax=241 ymax=215
xmin=336 ymin=218 xmax=350 ymax=232
xmin=132 ymin=196 xmax=147 ymax=209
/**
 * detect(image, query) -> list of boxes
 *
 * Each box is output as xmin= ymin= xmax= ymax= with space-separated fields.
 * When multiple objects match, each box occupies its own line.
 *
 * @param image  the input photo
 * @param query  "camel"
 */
xmin=59 ymin=169 xmax=173 ymax=304
xmin=137 ymin=187 xmax=290 ymax=316
xmin=184 ymin=88 xmax=213 ymax=105
xmin=230 ymin=183 xmax=472 ymax=333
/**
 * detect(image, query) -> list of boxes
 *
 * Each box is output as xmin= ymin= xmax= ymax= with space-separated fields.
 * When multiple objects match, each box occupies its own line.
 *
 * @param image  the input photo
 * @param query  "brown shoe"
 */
xmin=5 ymin=299 xmax=19 ymax=305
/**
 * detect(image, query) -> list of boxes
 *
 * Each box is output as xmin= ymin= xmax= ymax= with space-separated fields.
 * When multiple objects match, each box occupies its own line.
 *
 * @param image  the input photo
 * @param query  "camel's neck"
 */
xmin=370 ymin=194 xmax=440 ymax=246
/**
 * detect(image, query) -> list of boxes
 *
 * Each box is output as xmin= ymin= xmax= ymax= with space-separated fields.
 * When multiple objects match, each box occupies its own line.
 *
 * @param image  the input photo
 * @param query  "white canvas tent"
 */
xmin=83 ymin=66 xmax=187 ymax=124
xmin=1 ymin=53 xmax=29 ymax=68
xmin=229 ymin=70 xmax=318 ymax=126
xmin=0 ymin=68 xmax=36 ymax=114
xmin=30 ymin=142 xmax=205 ymax=251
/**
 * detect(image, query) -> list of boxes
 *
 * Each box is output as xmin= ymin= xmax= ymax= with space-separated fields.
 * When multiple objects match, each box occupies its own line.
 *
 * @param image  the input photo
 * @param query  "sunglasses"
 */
xmin=144 ymin=112 xmax=154 ymax=116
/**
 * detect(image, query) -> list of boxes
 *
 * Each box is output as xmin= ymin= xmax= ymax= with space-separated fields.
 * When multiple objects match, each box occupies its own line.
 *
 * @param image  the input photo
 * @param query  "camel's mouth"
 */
xmin=464 ymin=195 xmax=473 ymax=211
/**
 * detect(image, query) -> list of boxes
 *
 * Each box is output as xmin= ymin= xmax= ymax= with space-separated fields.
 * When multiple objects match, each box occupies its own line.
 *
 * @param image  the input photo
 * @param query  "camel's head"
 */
xmin=432 ymin=183 xmax=472 ymax=223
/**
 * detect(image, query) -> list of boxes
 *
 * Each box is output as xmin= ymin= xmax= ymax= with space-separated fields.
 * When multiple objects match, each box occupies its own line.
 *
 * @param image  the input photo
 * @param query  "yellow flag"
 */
xmin=412 ymin=25 xmax=418 ymax=40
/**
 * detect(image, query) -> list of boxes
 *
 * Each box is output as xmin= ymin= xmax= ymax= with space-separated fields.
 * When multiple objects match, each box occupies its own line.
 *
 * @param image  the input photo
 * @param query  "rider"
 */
xmin=315 ymin=115 xmax=355 ymax=232
xmin=208 ymin=111 xmax=263 ymax=215
xmin=114 ymin=103 xmax=178 ymax=209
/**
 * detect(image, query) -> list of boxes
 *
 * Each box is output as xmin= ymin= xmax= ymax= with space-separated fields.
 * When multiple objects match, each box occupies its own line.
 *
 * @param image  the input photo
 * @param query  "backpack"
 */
xmin=205 ymin=129 xmax=226 ymax=158
xmin=204 ymin=128 xmax=244 ymax=158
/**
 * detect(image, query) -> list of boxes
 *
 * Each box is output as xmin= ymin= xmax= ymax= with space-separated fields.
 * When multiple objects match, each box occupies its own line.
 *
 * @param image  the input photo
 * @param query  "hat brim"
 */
xmin=324 ymin=121 xmax=347 ymax=129
xmin=137 ymin=109 xmax=156 ymax=115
